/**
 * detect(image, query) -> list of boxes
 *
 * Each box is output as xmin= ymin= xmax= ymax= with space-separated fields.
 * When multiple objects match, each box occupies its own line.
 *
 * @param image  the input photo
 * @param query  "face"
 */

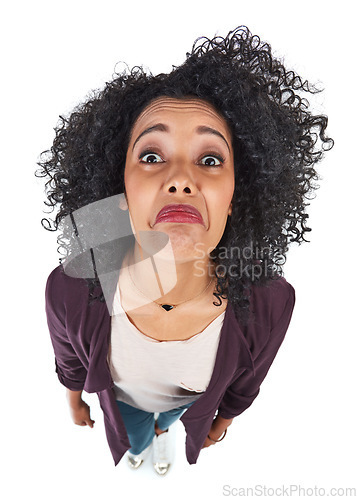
xmin=124 ymin=97 xmax=235 ymax=263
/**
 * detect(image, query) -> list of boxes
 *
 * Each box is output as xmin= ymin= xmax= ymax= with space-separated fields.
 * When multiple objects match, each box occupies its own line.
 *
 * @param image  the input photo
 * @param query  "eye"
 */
xmin=139 ymin=152 xmax=164 ymax=163
xmin=199 ymin=155 xmax=224 ymax=167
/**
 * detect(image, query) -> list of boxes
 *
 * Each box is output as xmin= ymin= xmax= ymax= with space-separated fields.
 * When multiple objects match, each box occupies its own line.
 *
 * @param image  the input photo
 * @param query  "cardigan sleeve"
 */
xmin=218 ymin=281 xmax=295 ymax=419
xmin=45 ymin=268 xmax=87 ymax=391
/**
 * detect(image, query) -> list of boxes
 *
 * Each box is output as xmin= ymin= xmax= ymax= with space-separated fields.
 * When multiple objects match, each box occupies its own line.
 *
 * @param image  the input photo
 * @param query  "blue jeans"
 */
xmin=116 ymin=400 xmax=194 ymax=455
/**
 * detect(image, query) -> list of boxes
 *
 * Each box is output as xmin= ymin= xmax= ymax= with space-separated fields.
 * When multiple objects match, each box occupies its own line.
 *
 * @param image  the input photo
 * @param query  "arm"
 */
xmin=217 ymin=331 xmax=287 ymax=421
xmin=202 ymin=326 xmax=286 ymax=448
xmin=45 ymin=268 xmax=87 ymax=391
xmin=203 ymin=281 xmax=295 ymax=448
xmin=45 ymin=268 xmax=94 ymax=427
xmin=218 ymin=282 xmax=295 ymax=420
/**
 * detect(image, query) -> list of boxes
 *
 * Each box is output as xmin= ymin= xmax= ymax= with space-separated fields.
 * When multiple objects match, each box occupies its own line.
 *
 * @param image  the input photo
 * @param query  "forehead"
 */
xmin=130 ymin=97 xmax=231 ymax=137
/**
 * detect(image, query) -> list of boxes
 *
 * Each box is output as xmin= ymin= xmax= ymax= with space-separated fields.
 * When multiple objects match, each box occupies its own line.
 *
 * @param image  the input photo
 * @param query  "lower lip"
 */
xmin=155 ymin=212 xmax=204 ymax=225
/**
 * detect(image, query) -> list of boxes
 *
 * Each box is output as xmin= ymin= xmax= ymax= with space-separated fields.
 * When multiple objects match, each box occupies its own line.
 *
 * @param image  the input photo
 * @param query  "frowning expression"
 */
xmin=124 ymin=97 xmax=235 ymax=262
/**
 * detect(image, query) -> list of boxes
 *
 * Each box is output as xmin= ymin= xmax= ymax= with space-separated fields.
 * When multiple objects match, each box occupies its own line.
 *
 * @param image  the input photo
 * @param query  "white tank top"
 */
xmin=108 ymin=281 xmax=226 ymax=412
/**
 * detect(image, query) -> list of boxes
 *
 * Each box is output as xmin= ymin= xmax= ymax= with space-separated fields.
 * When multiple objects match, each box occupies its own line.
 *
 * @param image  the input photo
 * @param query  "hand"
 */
xmin=201 ymin=415 xmax=233 ymax=449
xmin=69 ymin=399 xmax=95 ymax=428
xmin=201 ymin=426 xmax=225 ymax=449
xmin=202 ymin=435 xmax=216 ymax=449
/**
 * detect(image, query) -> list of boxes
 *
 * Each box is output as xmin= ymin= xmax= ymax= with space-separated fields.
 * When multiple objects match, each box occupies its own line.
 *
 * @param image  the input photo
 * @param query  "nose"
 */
xmin=162 ymin=161 xmax=199 ymax=196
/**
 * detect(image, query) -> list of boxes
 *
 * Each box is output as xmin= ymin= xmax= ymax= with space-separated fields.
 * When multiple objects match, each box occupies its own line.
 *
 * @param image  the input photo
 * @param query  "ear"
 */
xmin=228 ymin=203 xmax=232 ymax=216
xmin=119 ymin=193 xmax=128 ymax=211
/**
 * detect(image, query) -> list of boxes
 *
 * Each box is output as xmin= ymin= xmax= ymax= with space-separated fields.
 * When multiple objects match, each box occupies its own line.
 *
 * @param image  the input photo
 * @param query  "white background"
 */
xmin=1 ymin=1 xmax=356 ymax=498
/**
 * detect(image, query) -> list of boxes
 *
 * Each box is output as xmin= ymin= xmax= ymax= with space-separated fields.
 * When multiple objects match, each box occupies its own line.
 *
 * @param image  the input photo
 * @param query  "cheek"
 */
xmin=225 ymin=174 xmax=235 ymax=210
xmin=208 ymin=179 xmax=234 ymax=228
xmin=124 ymin=168 xmax=156 ymax=227
xmin=124 ymin=168 xmax=145 ymax=205
xmin=215 ymin=175 xmax=235 ymax=209
xmin=226 ymin=180 xmax=235 ymax=202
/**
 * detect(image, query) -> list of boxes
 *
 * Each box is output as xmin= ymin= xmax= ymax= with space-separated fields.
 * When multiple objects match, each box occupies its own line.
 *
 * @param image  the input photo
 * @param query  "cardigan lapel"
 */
xmin=180 ymin=301 xmax=254 ymax=421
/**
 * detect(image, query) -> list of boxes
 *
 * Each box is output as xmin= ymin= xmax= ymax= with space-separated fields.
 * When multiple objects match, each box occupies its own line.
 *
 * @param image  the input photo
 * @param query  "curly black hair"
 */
xmin=36 ymin=25 xmax=333 ymax=323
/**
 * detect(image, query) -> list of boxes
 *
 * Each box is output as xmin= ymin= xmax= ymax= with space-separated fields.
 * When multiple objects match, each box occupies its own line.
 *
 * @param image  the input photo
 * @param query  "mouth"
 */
xmin=154 ymin=204 xmax=205 ymax=226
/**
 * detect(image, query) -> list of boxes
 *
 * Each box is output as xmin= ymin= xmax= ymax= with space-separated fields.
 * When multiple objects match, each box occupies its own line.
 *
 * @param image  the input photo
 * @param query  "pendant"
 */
xmin=161 ymin=304 xmax=174 ymax=311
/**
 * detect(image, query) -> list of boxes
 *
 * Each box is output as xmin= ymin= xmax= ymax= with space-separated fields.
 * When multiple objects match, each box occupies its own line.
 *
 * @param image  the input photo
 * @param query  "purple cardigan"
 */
xmin=45 ymin=265 xmax=295 ymax=466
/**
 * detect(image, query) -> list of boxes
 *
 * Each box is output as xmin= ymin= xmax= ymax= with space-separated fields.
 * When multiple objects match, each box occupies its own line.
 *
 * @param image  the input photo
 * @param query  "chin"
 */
xmin=150 ymin=224 xmax=208 ymax=261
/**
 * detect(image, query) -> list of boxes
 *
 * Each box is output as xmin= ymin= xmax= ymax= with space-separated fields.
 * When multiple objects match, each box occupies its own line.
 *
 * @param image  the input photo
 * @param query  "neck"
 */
xmin=125 ymin=242 xmax=215 ymax=307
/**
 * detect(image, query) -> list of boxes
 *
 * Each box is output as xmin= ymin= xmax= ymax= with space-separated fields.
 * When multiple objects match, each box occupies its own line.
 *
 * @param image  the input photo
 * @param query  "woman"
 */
xmin=37 ymin=26 xmax=333 ymax=474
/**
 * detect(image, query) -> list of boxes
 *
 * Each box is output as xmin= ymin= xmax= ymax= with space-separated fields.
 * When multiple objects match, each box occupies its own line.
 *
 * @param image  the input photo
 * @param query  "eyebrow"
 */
xmin=132 ymin=123 xmax=168 ymax=151
xmin=132 ymin=123 xmax=231 ymax=152
xmin=196 ymin=126 xmax=231 ymax=152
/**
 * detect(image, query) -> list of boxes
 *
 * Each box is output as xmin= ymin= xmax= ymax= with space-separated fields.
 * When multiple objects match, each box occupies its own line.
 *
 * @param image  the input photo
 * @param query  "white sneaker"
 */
xmin=127 ymin=442 xmax=152 ymax=469
xmin=152 ymin=425 xmax=175 ymax=475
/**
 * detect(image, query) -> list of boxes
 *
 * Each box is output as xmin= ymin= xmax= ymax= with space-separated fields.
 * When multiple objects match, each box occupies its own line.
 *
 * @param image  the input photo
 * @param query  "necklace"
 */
xmin=127 ymin=265 xmax=214 ymax=312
